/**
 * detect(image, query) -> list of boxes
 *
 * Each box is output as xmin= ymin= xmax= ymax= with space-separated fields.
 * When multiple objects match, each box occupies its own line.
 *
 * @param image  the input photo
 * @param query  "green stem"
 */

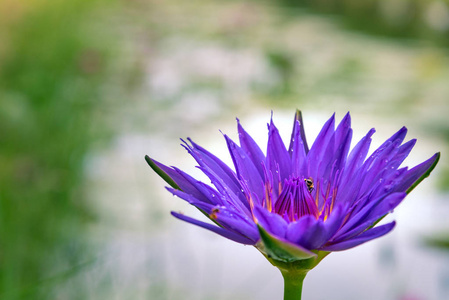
xmin=281 ymin=270 xmax=307 ymax=300
xmin=261 ymin=250 xmax=329 ymax=300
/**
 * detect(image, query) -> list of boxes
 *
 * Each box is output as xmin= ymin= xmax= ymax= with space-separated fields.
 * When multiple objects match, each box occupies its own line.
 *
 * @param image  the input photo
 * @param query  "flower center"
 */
xmin=272 ymin=176 xmax=319 ymax=222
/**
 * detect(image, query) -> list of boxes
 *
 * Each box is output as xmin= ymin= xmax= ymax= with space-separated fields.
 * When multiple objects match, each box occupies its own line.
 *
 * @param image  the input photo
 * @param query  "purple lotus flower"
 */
xmin=146 ymin=110 xmax=439 ymax=299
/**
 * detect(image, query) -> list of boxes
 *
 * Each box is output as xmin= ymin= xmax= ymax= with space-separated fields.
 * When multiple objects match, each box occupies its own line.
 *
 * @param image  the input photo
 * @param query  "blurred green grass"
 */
xmin=0 ymin=0 xmax=118 ymax=298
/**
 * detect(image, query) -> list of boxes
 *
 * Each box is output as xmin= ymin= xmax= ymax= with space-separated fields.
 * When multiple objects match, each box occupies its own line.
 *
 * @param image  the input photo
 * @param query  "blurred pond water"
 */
xmin=2 ymin=0 xmax=449 ymax=299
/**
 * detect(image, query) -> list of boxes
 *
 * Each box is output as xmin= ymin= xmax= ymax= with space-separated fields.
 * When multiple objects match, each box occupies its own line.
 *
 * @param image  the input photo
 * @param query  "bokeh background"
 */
xmin=1 ymin=0 xmax=449 ymax=299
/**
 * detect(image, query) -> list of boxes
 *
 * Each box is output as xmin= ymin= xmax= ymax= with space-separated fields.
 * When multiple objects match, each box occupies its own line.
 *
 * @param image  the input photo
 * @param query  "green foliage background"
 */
xmin=0 ymin=0 xmax=117 ymax=298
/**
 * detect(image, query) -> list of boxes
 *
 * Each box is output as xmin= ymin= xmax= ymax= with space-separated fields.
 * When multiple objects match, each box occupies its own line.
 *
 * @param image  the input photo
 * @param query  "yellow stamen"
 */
xmin=265 ymin=185 xmax=272 ymax=212
xmin=330 ymin=187 xmax=337 ymax=214
xmin=315 ymin=181 xmax=320 ymax=208
xmin=248 ymin=195 xmax=258 ymax=223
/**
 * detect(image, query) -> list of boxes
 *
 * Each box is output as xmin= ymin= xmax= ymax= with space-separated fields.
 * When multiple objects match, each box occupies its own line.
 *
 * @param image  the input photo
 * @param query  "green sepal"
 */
xmin=406 ymin=152 xmax=440 ymax=194
xmin=145 ymin=155 xmax=181 ymax=190
xmin=257 ymin=225 xmax=316 ymax=262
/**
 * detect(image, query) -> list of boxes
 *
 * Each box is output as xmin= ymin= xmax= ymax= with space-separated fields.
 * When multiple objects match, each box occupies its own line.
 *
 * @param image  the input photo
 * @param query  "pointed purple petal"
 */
xmin=286 ymin=215 xmax=315 ymax=244
xmin=307 ymin=114 xmax=335 ymax=180
xmin=286 ymin=205 xmax=345 ymax=249
xmin=171 ymin=167 xmax=219 ymax=204
xmin=337 ymin=128 xmax=375 ymax=204
xmin=314 ymin=204 xmax=346 ymax=246
xmin=212 ymin=210 xmax=260 ymax=241
xmin=321 ymin=221 xmax=396 ymax=251
xmin=253 ymin=206 xmax=288 ymax=239
xmin=171 ymin=212 xmax=256 ymax=245
xmin=393 ymin=152 xmax=440 ymax=194
xmin=145 ymin=156 xmax=182 ymax=190
xmin=369 ymin=167 xmax=409 ymax=200
xmin=167 ymin=188 xmax=215 ymax=211
xmin=238 ymin=119 xmax=266 ymax=178
xmin=183 ymin=138 xmax=244 ymax=199
xmin=352 ymin=127 xmax=408 ymax=191
xmin=320 ymin=113 xmax=352 ymax=179
xmin=379 ymin=126 xmax=408 ymax=149
xmin=333 ymin=113 xmax=353 ymax=172
xmin=290 ymin=120 xmax=308 ymax=177
xmin=364 ymin=192 xmax=406 ymax=221
xmin=288 ymin=110 xmax=309 ymax=154
xmin=356 ymin=140 xmax=402 ymax=196
xmin=358 ymin=140 xmax=416 ymax=200
xmin=147 ymin=157 xmax=213 ymax=204
xmin=388 ymin=139 xmax=416 ymax=170
xmin=266 ymin=118 xmax=291 ymax=181
xmin=198 ymin=166 xmax=251 ymax=215
xmin=335 ymin=113 xmax=351 ymax=147
xmin=225 ymin=135 xmax=265 ymax=202
xmin=335 ymin=192 xmax=405 ymax=241
xmin=341 ymin=128 xmax=375 ymax=180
